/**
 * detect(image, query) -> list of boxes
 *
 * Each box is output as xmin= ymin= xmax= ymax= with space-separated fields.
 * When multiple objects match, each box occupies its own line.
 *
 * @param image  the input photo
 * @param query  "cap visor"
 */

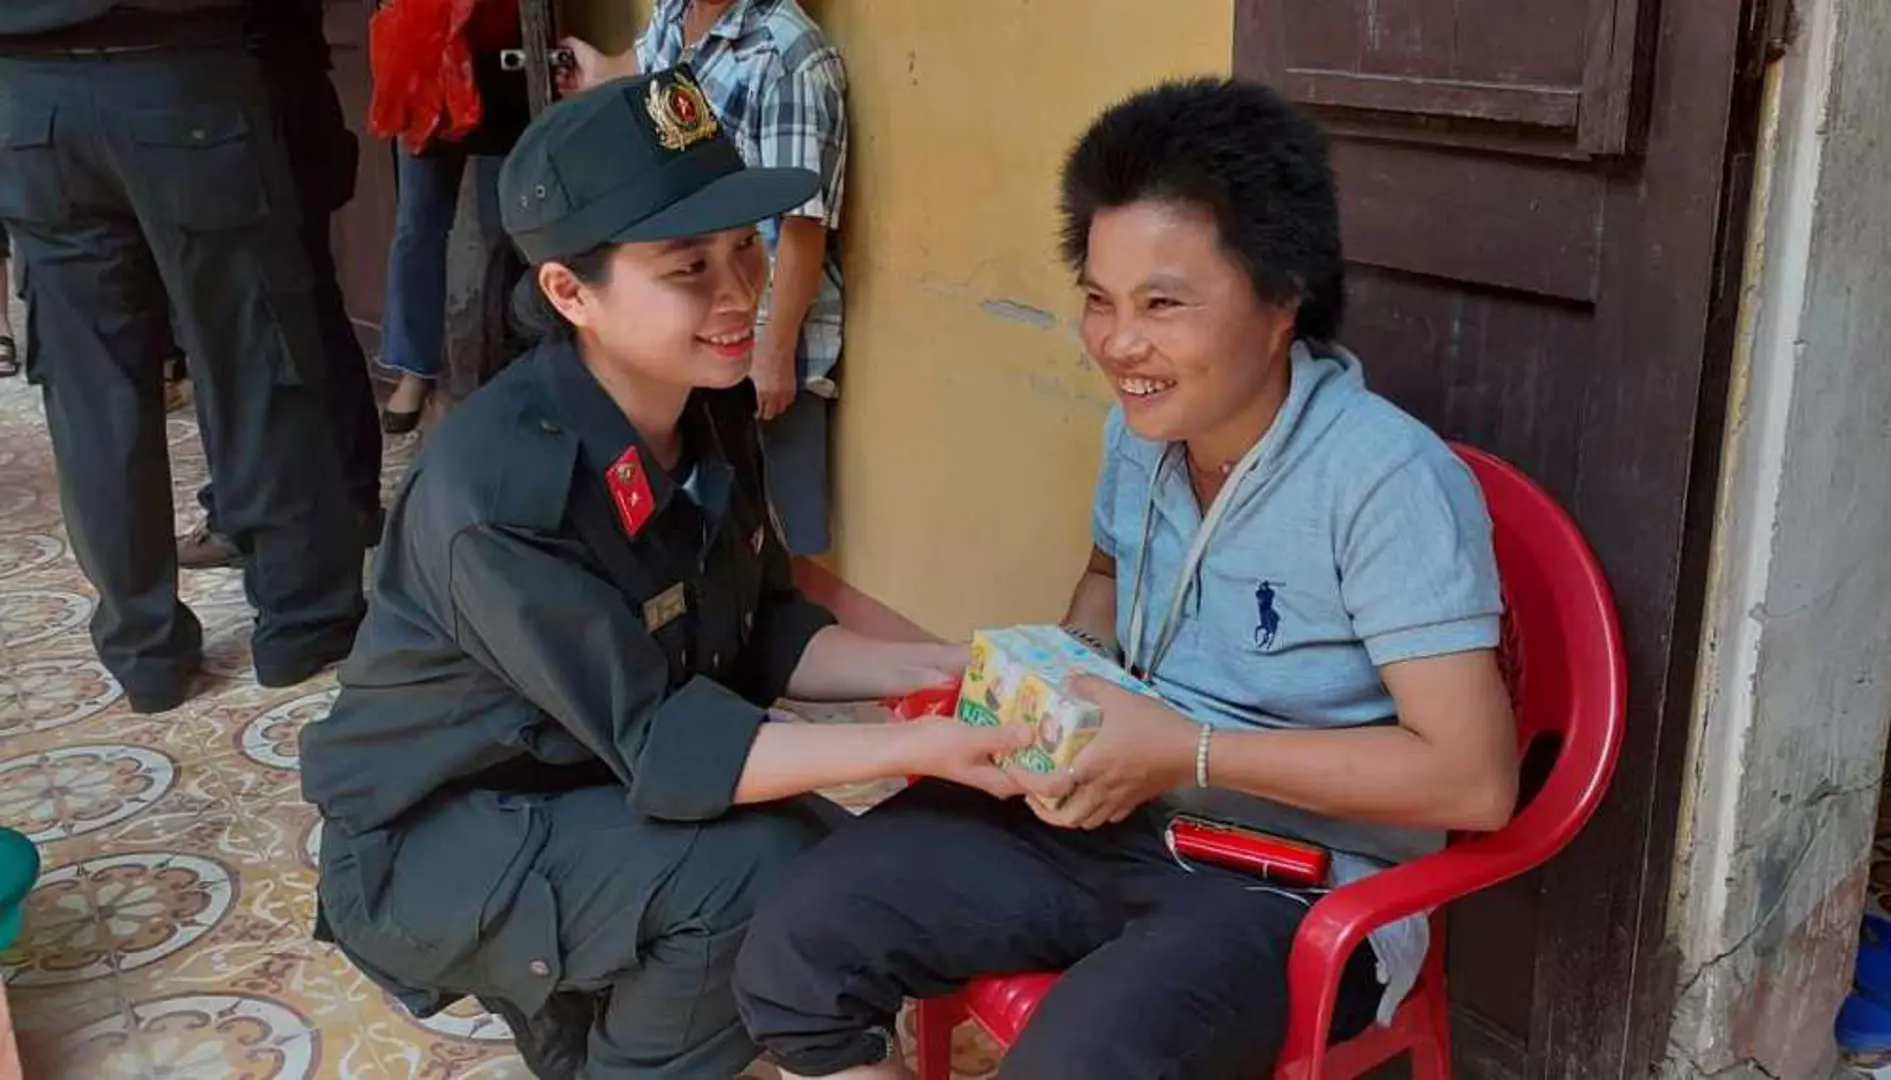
xmin=612 ymin=167 xmax=822 ymax=244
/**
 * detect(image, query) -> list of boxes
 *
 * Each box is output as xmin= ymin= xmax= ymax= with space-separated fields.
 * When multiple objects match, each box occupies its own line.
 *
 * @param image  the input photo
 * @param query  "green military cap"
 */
xmin=499 ymin=64 xmax=819 ymax=264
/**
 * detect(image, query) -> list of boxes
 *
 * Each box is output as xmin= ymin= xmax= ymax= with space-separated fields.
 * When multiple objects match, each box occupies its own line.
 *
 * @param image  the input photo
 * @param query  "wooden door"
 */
xmin=325 ymin=0 xmax=397 ymax=354
xmin=1235 ymin=1 xmax=1769 ymax=1076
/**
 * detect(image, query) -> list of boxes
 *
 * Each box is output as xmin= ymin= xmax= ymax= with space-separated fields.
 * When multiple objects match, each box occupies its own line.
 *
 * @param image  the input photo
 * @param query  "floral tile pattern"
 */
xmin=0 ymin=328 xmax=1002 ymax=1077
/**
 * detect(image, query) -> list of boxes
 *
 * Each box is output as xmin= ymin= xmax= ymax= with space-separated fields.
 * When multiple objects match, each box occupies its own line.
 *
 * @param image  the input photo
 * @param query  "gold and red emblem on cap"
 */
xmin=645 ymin=72 xmax=719 ymax=152
xmin=608 ymin=447 xmax=658 ymax=537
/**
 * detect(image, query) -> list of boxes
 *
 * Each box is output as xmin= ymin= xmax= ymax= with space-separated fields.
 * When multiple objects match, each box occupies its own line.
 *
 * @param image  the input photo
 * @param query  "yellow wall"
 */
xmin=565 ymin=0 xmax=1231 ymax=636
xmin=816 ymin=0 xmax=1231 ymax=636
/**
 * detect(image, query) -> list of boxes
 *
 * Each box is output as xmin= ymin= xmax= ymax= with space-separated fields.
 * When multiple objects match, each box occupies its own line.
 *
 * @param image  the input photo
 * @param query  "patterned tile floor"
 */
xmin=0 ymin=320 xmax=1002 ymax=1077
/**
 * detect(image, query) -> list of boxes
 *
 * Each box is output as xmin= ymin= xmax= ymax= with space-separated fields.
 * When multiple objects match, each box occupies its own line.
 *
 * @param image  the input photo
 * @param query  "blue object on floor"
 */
xmin=1857 ymin=912 xmax=1891 ymax=1006
xmin=0 ymin=826 xmax=37 ymax=950
xmin=1840 ymin=990 xmax=1891 ymax=1054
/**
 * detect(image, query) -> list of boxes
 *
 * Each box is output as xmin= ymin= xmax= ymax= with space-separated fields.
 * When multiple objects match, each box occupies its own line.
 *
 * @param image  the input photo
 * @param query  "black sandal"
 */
xmin=0 ymin=337 xmax=18 ymax=378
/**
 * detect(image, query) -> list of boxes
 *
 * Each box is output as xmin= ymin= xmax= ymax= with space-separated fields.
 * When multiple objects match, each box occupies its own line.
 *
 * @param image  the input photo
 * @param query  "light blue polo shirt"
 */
xmin=1093 ymin=340 xmax=1503 ymax=1019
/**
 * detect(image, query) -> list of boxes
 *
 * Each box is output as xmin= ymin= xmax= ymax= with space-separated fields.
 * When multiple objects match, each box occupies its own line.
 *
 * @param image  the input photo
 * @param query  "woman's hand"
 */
xmin=895 ymin=641 xmax=971 ymax=694
xmin=555 ymin=36 xmax=637 ymax=97
xmin=1021 ymin=676 xmax=1197 ymax=830
xmin=900 ymin=719 xmax=1034 ymax=799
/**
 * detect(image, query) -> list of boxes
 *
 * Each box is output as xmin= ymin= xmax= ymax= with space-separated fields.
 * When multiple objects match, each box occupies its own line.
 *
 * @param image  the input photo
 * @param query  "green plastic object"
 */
xmin=0 ymin=826 xmax=38 ymax=951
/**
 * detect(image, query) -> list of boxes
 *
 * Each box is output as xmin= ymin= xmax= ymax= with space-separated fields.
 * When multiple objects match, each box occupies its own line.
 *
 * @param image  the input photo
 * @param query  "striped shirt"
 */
xmin=638 ymin=0 xmax=847 ymax=391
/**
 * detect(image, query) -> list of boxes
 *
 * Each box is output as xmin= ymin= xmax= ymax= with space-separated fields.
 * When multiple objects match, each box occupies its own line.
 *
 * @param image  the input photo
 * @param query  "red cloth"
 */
xmin=368 ymin=0 xmax=522 ymax=155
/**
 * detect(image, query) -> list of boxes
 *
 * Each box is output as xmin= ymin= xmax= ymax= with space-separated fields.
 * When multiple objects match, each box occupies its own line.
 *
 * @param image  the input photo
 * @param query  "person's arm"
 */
xmin=1062 ymin=546 xmax=1118 ymax=653
xmin=449 ymin=525 xmax=1023 ymax=820
xmin=785 ymin=626 xmax=967 ymax=702
xmin=751 ymin=217 xmax=824 ymax=420
xmin=733 ymin=714 xmax=1027 ymax=806
xmin=1024 ymin=654 xmax=1516 ymax=831
xmin=751 ymin=49 xmax=846 ymax=420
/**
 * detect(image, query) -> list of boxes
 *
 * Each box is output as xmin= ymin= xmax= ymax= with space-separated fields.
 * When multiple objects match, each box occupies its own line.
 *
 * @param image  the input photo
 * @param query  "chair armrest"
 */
xmin=1279 ymin=803 xmax=1582 ymax=1065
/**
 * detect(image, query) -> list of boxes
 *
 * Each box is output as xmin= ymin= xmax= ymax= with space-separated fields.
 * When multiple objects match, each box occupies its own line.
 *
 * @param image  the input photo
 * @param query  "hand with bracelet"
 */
xmin=1015 ymin=674 xmax=1210 ymax=831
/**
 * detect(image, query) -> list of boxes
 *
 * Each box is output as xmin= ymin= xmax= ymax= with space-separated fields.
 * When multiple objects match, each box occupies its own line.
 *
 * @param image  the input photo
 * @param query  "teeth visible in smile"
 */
xmin=1119 ymin=377 xmax=1176 ymax=397
xmin=704 ymin=330 xmax=753 ymax=346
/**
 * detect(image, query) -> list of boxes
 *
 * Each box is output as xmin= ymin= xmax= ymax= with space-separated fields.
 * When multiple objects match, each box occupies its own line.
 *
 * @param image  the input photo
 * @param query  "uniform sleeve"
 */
xmin=446 ymin=524 xmax=763 ymax=822
xmin=735 ymin=501 xmax=838 ymax=703
xmin=1092 ymin=407 xmax=1127 ymax=560
xmin=754 ymin=50 xmax=848 ymax=227
xmin=1339 ymin=452 xmax=1504 ymax=668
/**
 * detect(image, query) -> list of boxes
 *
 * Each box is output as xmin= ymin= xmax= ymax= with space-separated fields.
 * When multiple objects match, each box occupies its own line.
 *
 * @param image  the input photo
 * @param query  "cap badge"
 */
xmin=646 ymin=73 xmax=719 ymax=152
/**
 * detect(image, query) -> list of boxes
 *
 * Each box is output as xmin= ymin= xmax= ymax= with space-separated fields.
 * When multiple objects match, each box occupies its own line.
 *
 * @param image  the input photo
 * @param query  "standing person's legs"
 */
xmin=759 ymin=391 xmax=832 ymax=557
xmin=96 ymin=48 xmax=365 ymax=684
xmin=379 ymin=145 xmax=466 ymax=429
xmin=188 ymin=67 xmax=382 ymax=565
xmin=0 ymin=58 xmax=204 ymax=709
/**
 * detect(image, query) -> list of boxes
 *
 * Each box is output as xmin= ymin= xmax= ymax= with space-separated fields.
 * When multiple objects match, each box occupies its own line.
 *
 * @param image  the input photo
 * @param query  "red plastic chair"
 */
xmin=893 ymin=445 xmax=1627 ymax=1080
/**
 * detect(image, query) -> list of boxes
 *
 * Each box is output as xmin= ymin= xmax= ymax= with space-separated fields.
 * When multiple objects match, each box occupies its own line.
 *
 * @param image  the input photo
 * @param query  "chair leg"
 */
xmin=1409 ymin=988 xmax=1453 ymax=1080
xmin=914 ymin=997 xmax=965 ymax=1080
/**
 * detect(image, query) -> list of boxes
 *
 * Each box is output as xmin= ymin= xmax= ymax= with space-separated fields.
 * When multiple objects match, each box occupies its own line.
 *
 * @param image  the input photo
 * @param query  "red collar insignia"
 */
xmin=607 ymin=447 xmax=657 ymax=537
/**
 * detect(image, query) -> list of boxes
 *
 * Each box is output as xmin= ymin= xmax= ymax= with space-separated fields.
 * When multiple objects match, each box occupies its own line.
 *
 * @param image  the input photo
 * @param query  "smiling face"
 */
xmin=1077 ymin=199 xmax=1298 ymax=448
xmin=538 ymin=223 xmax=769 ymax=393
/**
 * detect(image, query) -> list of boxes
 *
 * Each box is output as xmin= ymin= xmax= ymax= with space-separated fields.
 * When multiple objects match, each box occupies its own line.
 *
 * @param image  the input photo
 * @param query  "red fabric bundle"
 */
xmin=368 ymin=0 xmax=522 ymax=155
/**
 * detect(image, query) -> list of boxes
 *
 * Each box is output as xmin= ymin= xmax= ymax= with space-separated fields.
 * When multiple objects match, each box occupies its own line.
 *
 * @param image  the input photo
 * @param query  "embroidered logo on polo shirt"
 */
xmin=646 ymin=73 xmax=719 ymax=151
xmin=1253 ymin=579 xmax=1284 ymax=651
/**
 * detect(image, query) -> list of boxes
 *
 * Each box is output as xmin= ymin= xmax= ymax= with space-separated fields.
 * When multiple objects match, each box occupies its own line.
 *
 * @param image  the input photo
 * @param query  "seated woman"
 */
xmin=300 ymin=68 xmax=1031 ymax=1080
xmin=732 ymin=79 xmax=1520 ymax=1080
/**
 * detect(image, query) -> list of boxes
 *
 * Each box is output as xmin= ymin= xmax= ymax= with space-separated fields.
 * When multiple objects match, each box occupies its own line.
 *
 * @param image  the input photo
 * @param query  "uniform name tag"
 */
xmin=643 ymin=583 xmax=688 ymax=632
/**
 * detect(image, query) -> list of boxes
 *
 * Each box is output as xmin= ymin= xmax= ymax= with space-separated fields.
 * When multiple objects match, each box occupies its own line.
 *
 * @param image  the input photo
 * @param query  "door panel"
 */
xmin=1336 ymin=144 xmax=1606 ymax=301
xmin=1237 ymin=0 xmax=1759 ymax=1075
xmin=1244 ymin=0 xmax=1649 ymax=151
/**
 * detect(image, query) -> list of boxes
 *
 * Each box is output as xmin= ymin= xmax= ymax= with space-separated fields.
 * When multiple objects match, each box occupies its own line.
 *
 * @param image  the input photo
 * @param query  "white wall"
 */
xmin=1664 ymin=2 xmax=1891 ymax=1076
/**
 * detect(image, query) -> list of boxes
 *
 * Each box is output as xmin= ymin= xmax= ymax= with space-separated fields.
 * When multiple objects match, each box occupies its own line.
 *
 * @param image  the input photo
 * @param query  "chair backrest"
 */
xmin=1452 ymin=444 xmax=1628 ymax=861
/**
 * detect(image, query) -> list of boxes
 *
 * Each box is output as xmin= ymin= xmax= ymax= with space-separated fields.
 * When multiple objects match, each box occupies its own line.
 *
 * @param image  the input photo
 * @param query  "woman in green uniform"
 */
xmin=299 ymin=67 xmax=1029 ymax=1080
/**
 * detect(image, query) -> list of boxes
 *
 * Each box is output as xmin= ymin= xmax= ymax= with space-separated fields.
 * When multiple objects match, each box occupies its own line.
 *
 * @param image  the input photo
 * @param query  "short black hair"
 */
xmin=1060 ymin=78 xmax=1345 ymax=342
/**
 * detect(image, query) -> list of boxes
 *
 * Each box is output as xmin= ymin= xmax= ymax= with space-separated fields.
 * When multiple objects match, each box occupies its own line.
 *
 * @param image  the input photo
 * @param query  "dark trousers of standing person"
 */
xmin=195 ymin=60 xmax=383 ymax=540
xmin=0 ymin=46 xmax=367 ymax=711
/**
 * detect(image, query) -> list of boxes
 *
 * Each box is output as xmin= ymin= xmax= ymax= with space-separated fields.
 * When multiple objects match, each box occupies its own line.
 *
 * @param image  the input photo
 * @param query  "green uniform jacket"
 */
xmin=299 ymin=338 xmax=836 ymax=1017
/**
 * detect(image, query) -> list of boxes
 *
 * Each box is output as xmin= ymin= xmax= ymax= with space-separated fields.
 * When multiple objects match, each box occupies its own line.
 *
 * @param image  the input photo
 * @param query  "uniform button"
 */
xmin=712 ymin=652 xmax=721 ymax=667
xmin=538 ymin=418 xmax=562 ymax=435
xmin=191 ymin=128 xmax=208 ymax=141
xmin=529 ymin=959 xmax=552 ymax=977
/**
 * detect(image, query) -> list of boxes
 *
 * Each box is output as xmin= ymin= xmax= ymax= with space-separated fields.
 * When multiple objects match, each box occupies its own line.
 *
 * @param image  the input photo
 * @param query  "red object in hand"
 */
xmin=902 ymin=444 xmax=1628 ymax=1080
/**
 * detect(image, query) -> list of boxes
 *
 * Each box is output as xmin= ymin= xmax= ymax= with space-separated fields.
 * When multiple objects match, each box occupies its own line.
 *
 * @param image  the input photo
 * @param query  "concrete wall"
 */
xmin=813 ymin=0 xmax=1230 ymax=635
xmin=1663 ymin=1 xmax=1891 ymax=1076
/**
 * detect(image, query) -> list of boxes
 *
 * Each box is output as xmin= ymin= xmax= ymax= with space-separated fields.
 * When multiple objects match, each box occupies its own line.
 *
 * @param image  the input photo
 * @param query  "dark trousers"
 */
xmin=199 ymin=62 xmax=381 ymax=524
xmin=0 ymin=48 xmax=366 ymax=698
xmin=320 ymin=788 xmax=841 ymax=1080
xmin=734 ymin=782 xmax=1383 ymax=1080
